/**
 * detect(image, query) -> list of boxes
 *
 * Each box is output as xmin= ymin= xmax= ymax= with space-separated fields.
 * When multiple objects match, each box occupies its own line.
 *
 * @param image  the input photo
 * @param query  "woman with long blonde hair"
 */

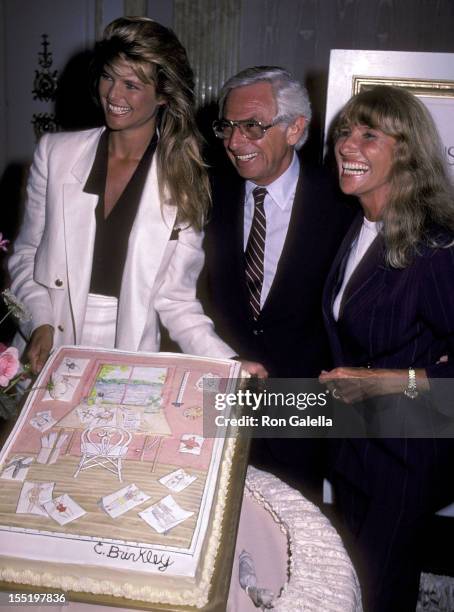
xmin=320 ymin=85 xmax=454 ymax=611
xmin=9 ymin=17 xmax=264 ymax=376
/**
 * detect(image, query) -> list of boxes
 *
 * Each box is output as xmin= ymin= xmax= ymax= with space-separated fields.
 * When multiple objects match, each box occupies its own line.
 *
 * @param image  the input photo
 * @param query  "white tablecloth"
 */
xmin=0 ymin=466 xmax=362 ymax=612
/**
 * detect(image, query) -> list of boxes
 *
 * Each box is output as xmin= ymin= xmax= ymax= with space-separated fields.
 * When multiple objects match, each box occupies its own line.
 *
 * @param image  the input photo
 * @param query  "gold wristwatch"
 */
xmin=403 ymin=367 xmax=418 ymax=399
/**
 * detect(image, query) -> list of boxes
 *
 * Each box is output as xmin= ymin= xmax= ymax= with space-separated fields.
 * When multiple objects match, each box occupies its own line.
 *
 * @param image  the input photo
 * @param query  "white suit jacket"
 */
xmin=9 ymin=127 xmax=233 ymax=359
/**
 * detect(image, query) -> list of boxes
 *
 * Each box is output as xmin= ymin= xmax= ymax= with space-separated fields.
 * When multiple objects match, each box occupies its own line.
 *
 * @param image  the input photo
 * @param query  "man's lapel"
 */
xmin=220 ymin=177 xmax=251 ymax=308
xmin=260 ymin=164 xmax=316 ymax=317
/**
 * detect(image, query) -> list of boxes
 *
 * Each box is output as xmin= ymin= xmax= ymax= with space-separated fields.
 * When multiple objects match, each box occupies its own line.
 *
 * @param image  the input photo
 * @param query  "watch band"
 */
xmin=403 ymin=367 xmax=418 ymax=399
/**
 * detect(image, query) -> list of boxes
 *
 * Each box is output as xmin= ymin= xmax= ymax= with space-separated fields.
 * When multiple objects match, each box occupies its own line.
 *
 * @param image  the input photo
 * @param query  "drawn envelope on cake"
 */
xmin=55 ymin=357 xmax=90 ymax=378
xmin=30 ymin=410 xmax=56 ymax=432
xmin=179 ymin=434 xmax=204 ymax=455
xmin=100 ymin=484 xmax=150 ymax=518
xmin=159 ymin=468 xmax=197 ymax=493
xmin=196 ymin=372 xmax=222 ymax=392
xmin=87 ymin=406 xmax=117 ymax=427
xmin=74 ymin=404 xmax=101 ymax=426
xmin=17 ymin=481 xmax=54 ymax=516
xmin=69 ymin=404 xmax=117 ymax=428
xmin=118 ymin=407 xmax=141 ymax=430
xmin=139 ymin=495 xmax=193 ymax=534
xmin=43 ymin=494 xmax=86 ymax=526
xmin=42 ymin=374 xmax=78 ymax=402
xmin=0 ymin=455 xmax=34 ymax=481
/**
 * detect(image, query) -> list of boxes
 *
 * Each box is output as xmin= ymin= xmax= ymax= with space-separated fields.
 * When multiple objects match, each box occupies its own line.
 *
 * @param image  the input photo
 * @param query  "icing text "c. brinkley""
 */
xmin=94 ymin=542 xmax=174 ymax=572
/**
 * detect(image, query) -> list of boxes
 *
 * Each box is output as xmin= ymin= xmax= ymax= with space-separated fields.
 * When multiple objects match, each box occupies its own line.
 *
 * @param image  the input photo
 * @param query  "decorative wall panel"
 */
xmin=124 ymin=0 xmax=147 ymax=16
xmin=1 ymin=0 xmax=454 ymax=173
xmin=31 ymin=34 xmax=59 ymax=140
xmin=174 ymin=0 xmax=241 ymax=106
xmin=95 ymin=0 xmax=124 ymax=40
xmin=94 ymin=0 xmax=104 ymax=40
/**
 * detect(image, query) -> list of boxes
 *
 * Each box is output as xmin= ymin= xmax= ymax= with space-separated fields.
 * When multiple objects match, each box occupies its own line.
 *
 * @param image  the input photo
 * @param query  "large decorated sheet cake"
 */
xmin=0 ymin=346 xmax=244 ymax=610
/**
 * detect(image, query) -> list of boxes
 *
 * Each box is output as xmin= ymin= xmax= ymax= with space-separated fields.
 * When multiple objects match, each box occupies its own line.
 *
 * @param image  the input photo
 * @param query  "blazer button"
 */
xmin=55 ymin=278 xmax=63 ymax=287
xmin=253 ymin=329 xmax=264 ymax=336
xmin=58 ymin=325 xmax=64 ymax=332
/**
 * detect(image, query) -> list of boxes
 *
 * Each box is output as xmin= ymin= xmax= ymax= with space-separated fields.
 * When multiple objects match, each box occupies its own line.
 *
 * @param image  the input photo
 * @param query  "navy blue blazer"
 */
xmin=323 ymin=213 xmax=454 ymax=508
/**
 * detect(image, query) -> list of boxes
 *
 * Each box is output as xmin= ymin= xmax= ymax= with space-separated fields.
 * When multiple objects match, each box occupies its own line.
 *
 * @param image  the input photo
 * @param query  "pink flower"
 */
xmin=0 ymin=347 xmax=20 ymax=386
xmin=0 ymin=343 xmax=7 ymax=354
xmin=0 ymin=233 xmax=9 ymax=253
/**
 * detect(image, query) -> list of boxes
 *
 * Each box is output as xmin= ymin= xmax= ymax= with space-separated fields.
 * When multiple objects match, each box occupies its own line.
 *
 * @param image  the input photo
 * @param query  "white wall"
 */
xmin=0 ymin=0 xmax=179 ymax=176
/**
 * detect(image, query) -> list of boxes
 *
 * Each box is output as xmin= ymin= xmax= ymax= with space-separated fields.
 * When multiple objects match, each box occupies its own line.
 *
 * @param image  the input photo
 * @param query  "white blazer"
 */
xmin=9 ymin=127 xmax=233 ymax=359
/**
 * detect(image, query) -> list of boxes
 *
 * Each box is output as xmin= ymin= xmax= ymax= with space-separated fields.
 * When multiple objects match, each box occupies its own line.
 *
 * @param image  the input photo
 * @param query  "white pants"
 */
xmin=81 ymin=293 xmax=118 ymax=349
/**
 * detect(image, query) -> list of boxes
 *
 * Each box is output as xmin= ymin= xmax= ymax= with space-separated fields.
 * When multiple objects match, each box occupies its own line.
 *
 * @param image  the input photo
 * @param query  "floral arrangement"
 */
xmin=0 ymin=233 xmax=9 ymax=253
xmin=0 ymin=344 xmax=22 ymax=415
xmin=0 ymin=243 xmax=33 ymax=418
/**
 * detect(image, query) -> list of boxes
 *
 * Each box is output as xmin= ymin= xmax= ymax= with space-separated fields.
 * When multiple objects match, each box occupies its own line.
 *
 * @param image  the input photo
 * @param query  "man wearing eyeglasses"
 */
xmin=201 ymin=66 xmax=353 ymax=501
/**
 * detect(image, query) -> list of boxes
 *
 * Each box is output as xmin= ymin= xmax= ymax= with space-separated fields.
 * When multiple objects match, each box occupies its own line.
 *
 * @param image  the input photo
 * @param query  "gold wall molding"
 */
xmin=353 ymin=76 xmax=454 ymax=98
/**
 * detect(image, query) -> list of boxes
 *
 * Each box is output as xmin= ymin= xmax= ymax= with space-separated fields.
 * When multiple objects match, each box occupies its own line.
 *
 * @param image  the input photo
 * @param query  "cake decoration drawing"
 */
xmin=0 ymin=346 xmax=243 ymax=610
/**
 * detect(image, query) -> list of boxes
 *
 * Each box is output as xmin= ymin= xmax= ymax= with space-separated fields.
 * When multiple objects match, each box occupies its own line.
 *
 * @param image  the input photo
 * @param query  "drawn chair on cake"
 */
xmin=73 ymin=426 xmax=132 ymax=482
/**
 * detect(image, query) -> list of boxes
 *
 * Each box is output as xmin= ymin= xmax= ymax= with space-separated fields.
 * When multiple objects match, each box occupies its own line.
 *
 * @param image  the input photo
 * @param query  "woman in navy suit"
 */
xmin=320 ymin=86 xmax=454 ymax=611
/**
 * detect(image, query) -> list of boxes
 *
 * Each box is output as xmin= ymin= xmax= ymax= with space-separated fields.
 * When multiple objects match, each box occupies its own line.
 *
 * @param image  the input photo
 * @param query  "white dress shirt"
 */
xmin=244 ymin=153 xmax=300 ymax=307
xmin=333 ymin=216 xmax=381 ymax=321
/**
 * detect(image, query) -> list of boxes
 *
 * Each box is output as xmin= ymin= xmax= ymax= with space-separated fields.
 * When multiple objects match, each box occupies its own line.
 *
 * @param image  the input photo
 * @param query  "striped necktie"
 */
xmin=245 ymin=186 xmax=267 ymax=320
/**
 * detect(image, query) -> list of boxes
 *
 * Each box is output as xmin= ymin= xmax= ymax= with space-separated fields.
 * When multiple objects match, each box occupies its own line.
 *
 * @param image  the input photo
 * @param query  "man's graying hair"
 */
xmin=218 ymin=66 xmax=312 ymax=149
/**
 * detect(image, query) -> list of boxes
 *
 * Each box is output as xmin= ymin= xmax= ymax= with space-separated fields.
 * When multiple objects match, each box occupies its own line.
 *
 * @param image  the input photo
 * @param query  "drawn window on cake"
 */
xmin=88 ymin=364 xmax=168 ymax=409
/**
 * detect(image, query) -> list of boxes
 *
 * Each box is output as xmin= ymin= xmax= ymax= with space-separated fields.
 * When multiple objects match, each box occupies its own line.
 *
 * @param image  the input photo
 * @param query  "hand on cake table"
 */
xmin=25 ymin=324 xmax=54 ymax=374
xmin=239 ymin=360 xmax=268 ymax=379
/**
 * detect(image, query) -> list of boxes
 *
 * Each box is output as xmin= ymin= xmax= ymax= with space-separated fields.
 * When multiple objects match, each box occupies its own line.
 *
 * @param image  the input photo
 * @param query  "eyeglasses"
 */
xmin=212 ymin=117 xmax=283 ymax=140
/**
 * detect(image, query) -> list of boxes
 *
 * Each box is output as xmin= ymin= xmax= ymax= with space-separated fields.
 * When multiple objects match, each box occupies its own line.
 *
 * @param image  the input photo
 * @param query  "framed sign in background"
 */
xmin=324 ymin=50 xmax=454 ymax=178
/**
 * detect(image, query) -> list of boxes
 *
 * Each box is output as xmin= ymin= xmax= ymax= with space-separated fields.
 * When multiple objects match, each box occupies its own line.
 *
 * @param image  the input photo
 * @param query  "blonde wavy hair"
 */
xmin=92 ymin=16 xmax=209 ymax=231
xmin=334 ymin=85 xmax=454 ymax=268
